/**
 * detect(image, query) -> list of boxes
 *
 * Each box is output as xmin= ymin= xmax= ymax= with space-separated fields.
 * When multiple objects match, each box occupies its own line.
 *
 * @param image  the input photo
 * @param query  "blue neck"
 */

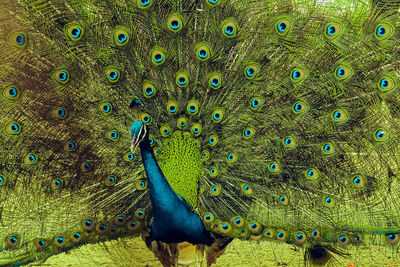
xmin=139 ymin=139 xmax=212 ymax=245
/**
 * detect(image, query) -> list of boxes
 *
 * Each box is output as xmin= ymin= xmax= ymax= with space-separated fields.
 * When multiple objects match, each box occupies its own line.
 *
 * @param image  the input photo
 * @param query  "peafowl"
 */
xmin=1 ymin=0 xmax=400 ymax=266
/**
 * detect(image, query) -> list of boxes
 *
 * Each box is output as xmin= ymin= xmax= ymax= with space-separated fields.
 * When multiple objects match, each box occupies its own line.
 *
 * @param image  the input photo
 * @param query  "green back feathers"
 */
xmin=1 ymin=0 xmax=400 ymax=266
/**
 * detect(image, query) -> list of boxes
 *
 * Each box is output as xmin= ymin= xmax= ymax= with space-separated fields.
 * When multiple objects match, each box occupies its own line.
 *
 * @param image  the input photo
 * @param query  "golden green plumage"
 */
xmin=1 ymin=0 xmax=400 ymax=266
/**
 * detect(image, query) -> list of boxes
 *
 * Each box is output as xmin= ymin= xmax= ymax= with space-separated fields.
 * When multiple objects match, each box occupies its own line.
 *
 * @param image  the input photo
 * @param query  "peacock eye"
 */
xmin=151 ymin=46 xmax=166 ymax=65
xmin=221 ymin=18 xmax=238 ymax=37
xmin=325 ymin=22 xmax=343 ymax=39
xmin=52 ymin=69 xmax=70 ymax=84
xmin=375 ymin=23 xmax=394 ymax=40
xmin=104 ymin=66 xmax=120 ymax=83
xmin=195 ymin=42 xmax=211 ymax=61
xmin=275 ymin=18 xmax=291 ymax=35
xmin=290 ymin=67 xmax=307 ymax=82
xmin=244 ymin=63 xmax=260 ymax=79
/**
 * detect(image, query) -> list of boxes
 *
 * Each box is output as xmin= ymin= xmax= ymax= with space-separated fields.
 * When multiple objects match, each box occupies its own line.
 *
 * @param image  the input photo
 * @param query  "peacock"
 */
xmin=1 ymin=0 xmax=400 ymax=266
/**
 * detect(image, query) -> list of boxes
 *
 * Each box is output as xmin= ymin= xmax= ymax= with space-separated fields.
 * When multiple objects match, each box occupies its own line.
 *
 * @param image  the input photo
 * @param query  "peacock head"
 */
xmin=130 ymin=120 xmax=148 ymax=152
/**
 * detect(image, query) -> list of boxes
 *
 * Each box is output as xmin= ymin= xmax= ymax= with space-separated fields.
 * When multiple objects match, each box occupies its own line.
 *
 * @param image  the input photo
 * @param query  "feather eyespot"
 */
xmin=375 ymin=23 xmax=394 ymax=40
xmin=113 ymin=26 xmax=129 ymax=46
xmin=168 ymin=13 xmax=184 ymax=32
xmin=249 ymin=96 xmax=263 ymax=110
xmin=226 ymin=152 xmax=238 ymax=163
xmin=65 ymin=22 xmax=83 ymax=41
xmin=52 ymin=69 xmax=69 ymax=84
xmin=290 ymin=67 xmax=307 ymax=82
xmin=210 ymin=185 xmax=221 ymax=196
xmin=241 ymin=183 xmax=253 ymax=195
xmin=211 ymin=108 xmax=224 ymax=123
xmin=114 ymin=215 xmax=126 ymax=226
xmin=64 ymin=141 xmax=77 ymax=152
xmin=6 ymin=235 xmax=20 ymax=247
xmin=151 ymin=46 xmax=166 ymax=65
xmin=106 ymin=130 xmax=120 ymax=141
xmin=322 ymin=195 xmax=335 ymax=208
xmin=221 ymin=18 xmax=238 ymax=37
xmin=275 ymin=18 xmax=291 ymax=35
xmin=5 ymin=121 xmax=21 ymax=135
xmin=325 ymin=22 xmax=343 ymax=39
xmin=176 ymin=70 xmax=190 ymax=87
xmin=292 ymin=100 xmax=309 ymax=114
xmin=142 ymin=81 xmax=156 ymax=98
xmin=105 ymin=66 xmax=120 ymax=83
xmin=135 ymin=208 xmax=145 ymax=219
xmin=124 ymin=152 xmax=135 ymax=162
xmin=337 ymin=234 xmax=349 ymax=247
xmin=136 ymin=179 xmax=148 ymax=190
xmin=195 ymin=42 xmax=211 ymax=61
xmin=335 ymin=65 xmax=353 ymax=80
xmin=82 ymin=219 xmax=95 ymax=231
xmin=81 ymin=162 xmax=93 ymax=172
xmin=203 ymin=213 xmax=215 ymax=223
xmin=276 ymin=230 xmax=287 ymax=242
xmin=207 ymin=134 xmax=218 ymax=146
xmin=190 ymin=122 xmax=203 ymax=136
xmin=177 ymin=116 xmax=188 ymax=129
xmin=140 ymin=113 xmax=152 ymax=125
xmin=322 ymin=142 xmax=336 ymax=155
xmin=24 ymin=153 xmax=38 ymax=165
xmin=0 ymin=175 xmax=6 ymax=186
xmin=374 ymin=128 xmax=390 ymax=143
xmin=160 ymin=124 xmax=171 ymax=137
xmin=263 ymin=229 xmax=274 ymax=239
xmin=34 ymin=238 xmax=47 ymax=249
xmin=128 ymin=220 xmax=142 ymax=232
xmin=206 ymin=0 xmax=220 ymax=6
xmin=243 ymin=127 xmax=255 ymax=139
xmin=386 ymin=233 xmax=400 ymax=246
xmin=378 ymin=75 xmax=397 ymax=92
xmin=231 ymin=216 xmax=244 ymax=227
xmin=198 ymin=185 xmax=206 ymax=195
xmin=278 ymin=194 xmax=289 ymax=205
xmin=51 ymin=178 xmax=64 ymax=190
xmin=305 ymin=168 xmax=320 ymax=181
xmin=95 ymin=223 xmax=109 ymax=235
xmin=311 ymin=229 xmax=320 ymax=240
xmin=98 ymin=102 xmax=112 ymax=115
xmin=353 ymin=234 xmax=363 ymax=243
xmin=105 ymin=176 xmax=117 ymax=186
xmin=294 ymin=232 xmax=306 ymax=246
xmin=138 ymin=0 xmax=152 ymax=8
xmin=2 ymin=85 xmax=20 ymax=101
xmin=268 ymin=161 xmax=281 ymax=174
xmin=71 ymin=232 xmax=82 ymax=243
xmin=331 ymin=109 xmax=349 ymax=123
xmin=219 ymin=223 xmax=232 ymax=234
xmin=244 ymin=63 xmax=260 ymax=79
xmin=201 ymin=150 xmax=210 ymax=160
xmin=352 ymin=175 xmax=365 ymax=189
xmin=208 ymin=71 xmax=223 ymax=89
xmin=51 ymin=107 xmax=67 ymax=119
xmin=247 ymin=221 xmax=261 ymax=234
xmin=209 ymin=166 xmax=219 ymax=177
xmin=186 ymin=100 xmax=199 ymax=115
xmin=166 ymin=100 xmax=178 ymax=114
xmin=8 ymin=31 xmax=27 ymax=48
xmin=54 ymin=236 xmax=66 ymax=248
xmin=282 ymin=135 xmax=297 ymax=149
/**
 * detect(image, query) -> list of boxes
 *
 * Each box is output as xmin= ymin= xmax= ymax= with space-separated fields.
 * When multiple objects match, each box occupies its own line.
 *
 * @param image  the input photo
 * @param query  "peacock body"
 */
xmin=1 ymin=0 xmax=400 ymax=266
